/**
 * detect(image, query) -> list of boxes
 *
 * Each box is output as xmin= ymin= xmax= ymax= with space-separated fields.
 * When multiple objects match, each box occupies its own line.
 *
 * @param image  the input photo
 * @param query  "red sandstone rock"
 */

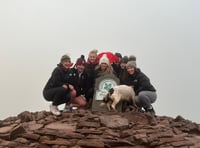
xmin=0 ymin=109 xmax=200 ymax=147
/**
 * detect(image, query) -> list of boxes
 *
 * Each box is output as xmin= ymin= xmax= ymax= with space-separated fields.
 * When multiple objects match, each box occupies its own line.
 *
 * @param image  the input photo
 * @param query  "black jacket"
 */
xmin=43 ymin=64 xmax=76 ymax=91
xmin=125 ymin=70 xmax=156 ymax=95
xmin=71 ymin=68 xmax=89 ymax=96
xmin=85 ymin=63 xmax=98 ymax=89
xmin=112 ymin=63 xmax=121 ymax=77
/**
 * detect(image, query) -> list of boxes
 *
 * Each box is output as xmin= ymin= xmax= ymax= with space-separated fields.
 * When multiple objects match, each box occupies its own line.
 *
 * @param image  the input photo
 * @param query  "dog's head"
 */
xmin=102 ymin=88 xmax=114 ymax=103
xmin=100 ymin=88 xmax=114 ymax=107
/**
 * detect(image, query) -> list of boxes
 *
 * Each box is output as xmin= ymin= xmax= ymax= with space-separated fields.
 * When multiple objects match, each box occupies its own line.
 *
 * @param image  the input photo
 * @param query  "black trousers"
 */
xmin=85 ymin=88 xmax=94 ymax=102
xmin=43 ymin=87 xmax=71 ymax=106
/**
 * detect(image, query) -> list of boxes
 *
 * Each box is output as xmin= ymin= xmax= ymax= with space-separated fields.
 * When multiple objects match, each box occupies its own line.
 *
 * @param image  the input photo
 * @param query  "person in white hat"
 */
xmin=95 ymin=54 xmax=114 ymax=78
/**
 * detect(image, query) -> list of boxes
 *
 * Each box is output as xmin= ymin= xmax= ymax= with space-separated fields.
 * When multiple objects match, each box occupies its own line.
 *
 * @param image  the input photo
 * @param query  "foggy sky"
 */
xmin=0 ymin=0 xmax=200 ymax=123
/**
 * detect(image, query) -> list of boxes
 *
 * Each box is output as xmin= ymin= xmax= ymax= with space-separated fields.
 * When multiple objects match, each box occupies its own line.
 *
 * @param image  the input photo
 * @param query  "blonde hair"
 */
xmin=95 ymin=64 xmax=113 ymax=77
xmin=89 ymin=49 xmax=98 ymax=56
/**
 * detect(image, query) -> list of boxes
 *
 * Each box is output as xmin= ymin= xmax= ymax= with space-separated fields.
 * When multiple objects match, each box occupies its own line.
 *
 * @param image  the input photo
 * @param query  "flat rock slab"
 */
xmin=99 ymin=115 xmax=129 ymax=129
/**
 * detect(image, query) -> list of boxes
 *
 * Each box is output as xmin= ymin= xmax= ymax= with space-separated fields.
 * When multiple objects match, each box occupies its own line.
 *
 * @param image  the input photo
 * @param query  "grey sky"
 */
xmin=0 ymin=0 xmax=200 ymax=123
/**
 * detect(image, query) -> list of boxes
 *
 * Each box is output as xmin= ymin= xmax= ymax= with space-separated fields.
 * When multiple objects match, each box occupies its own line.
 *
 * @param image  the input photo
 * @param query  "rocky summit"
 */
xmin=0 ymin=109 xmax=200 ymax=148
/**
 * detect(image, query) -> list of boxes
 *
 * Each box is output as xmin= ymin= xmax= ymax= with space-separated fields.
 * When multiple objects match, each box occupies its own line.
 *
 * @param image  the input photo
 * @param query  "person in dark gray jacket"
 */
xmin=43 ymin=54 xmax=86 ymax=115
xmin=125 ymin=60 xmax=157 ymax=115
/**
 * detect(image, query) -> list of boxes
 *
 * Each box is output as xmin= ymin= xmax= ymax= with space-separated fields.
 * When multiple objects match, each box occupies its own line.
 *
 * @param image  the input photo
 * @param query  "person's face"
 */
xmin=127 ymin=66 xmax=135 ymax=75
xmin=118 ymin=57 xmax=122 ymax=63
xmin=76 ymin=64 xmax=85 ymax=73
xmin=100 ymin=63 xmax=108 ymax=70
xmin=88 ymin=53 xmax=97 ymax=63
xmin=120 ymin=63 xmax=126 ymax=69
xmin=62 ymin=61 xmax=72 ymax=69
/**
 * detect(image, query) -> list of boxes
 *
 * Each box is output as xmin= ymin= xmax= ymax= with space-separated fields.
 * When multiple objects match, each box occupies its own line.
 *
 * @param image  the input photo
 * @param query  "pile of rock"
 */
xmin=0 ymin=109 xmax=200 ymax=147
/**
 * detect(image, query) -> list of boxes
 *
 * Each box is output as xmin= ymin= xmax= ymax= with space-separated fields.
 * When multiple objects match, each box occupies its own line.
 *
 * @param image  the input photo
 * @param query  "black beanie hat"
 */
xmin=115 ymin=52 xmax=122 ymax=59
xmin=121 ymin=56 xmax=128 ymax=64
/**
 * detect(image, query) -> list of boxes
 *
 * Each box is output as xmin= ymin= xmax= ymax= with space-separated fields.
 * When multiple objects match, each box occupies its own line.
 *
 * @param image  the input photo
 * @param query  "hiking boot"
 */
xmin=145 ymin=106 xmax=156 ymax=116
xmin=63 ymin=105 xmax=72 ymax=112
xmin=49 ymin=104 xmax=61 ymax=116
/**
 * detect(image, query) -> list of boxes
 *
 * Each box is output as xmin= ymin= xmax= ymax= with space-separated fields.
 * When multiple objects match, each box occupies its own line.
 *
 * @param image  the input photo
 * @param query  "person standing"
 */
xmin=112 ymin=52 xmax=122 ymax=77
xmin=84 ymin=49 xmax=99 ymax=104
xmin=118 ymin=56 xmax=128 ymax=84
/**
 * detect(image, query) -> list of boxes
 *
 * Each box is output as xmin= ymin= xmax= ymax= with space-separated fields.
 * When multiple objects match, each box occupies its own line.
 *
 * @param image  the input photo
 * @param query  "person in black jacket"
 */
xmin=125 ymin=60 xmax=157 ymax=115
xmin=112 ymin=52 xmax=122 ymax=77
xmin=72 ymin=55 xmax=89 ymax=101
xmin=119 ymin=56 xmax=128 ymax=84
xmin=43 ymin=54 xmax=86 ymax=115
xmin=84 ymin=49 xmax=99 ymax=105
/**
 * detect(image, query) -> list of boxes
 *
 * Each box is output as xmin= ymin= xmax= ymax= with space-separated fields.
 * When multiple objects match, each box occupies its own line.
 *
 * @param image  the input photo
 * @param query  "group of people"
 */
xmin=43 ymin=49 xmax=157 ymax=116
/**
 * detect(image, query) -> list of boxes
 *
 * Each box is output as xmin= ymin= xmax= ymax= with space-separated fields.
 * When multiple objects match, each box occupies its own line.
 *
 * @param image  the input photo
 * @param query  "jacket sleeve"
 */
xmin=136 ymin=73 xmax=152 ymax=94
xmin=51 ymin=68 xmax=66 ymax=87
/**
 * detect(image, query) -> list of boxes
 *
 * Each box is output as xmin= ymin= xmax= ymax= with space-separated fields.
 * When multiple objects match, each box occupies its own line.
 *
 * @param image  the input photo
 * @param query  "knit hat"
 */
xmin=121 ymin=56 xmax=128 ymax=64
xmin=99 ymin=54 xmax=110 ymax=65
xmin=76 ymin=55 xmax=86 ymax=66
xmin=126 ymin=60 xmax=137 ymax=68
xmin=128 ymin=55 xmax=136 ymax=61
xmin=60 ymin=54 xmax=71 ymax=63
xmin=115 ymin=52 xmax=122 ymax=59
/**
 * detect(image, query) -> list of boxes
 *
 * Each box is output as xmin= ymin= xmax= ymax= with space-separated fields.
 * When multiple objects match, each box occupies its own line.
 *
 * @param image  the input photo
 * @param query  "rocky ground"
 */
xmin=0 ymin=109 xmax=200 ymax=148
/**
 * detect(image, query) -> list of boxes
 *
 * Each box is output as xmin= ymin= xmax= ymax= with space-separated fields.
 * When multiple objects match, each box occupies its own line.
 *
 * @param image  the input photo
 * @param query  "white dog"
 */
xmin=100 ymin=85 xmax=136 ymax=111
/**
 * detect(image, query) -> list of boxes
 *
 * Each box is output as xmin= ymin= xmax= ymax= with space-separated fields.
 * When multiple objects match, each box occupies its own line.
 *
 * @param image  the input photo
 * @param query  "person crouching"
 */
xmin=43 ymin=54 xmax=86 ymax=115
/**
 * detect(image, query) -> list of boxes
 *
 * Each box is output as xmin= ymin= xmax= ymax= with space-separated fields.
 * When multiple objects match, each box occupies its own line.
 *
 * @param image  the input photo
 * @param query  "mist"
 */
xmin=0 ymin=0 xmax=200 ymax=123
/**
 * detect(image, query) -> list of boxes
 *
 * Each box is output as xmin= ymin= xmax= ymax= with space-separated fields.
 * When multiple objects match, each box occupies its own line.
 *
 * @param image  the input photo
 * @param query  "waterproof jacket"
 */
xmin=71 ymin=67 xmax=89 ymax=97
xmin=125 ymin=70 xmax=156 ymax=95
xmin=43 ymin=64 xmax=76 ymax=91
xmin=112 ymin=63 xmax=121 ymax=77
xmin=85 ymin=63 xmax=98 ymax=89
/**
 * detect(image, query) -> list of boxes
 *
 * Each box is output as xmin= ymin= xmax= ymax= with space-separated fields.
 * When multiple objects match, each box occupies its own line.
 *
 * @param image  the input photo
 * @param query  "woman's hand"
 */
xmin=68 ymin=84 xmax=74 ymax=90
xmin=62 ymin=84 xmax=68 ymax=89
xmin=62 ymin=84 xmax=74 ymax=90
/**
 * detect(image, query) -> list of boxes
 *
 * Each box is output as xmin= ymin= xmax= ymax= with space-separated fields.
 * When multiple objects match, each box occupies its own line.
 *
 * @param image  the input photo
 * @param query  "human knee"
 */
xmin=136 ymin=94 xmax=150 ymax=108
xmin=70 ymin=89 xmax=77 ymax=98
xmin=80 ymin=100 xmax=87 ymax=106
xmin=79 ymin=96 xmax=87 ymax=106
xmin=74 ymin=96 xmax=87 ymax=107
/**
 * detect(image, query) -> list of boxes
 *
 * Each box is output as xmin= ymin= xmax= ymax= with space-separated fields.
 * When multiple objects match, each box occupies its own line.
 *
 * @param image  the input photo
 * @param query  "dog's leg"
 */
xmin=111 ymin=103 xmax=117 ymax=112
xmin=107 ymin=102 xmax=111 ymax=111
xmin=111 ymin=96 xmax=120 ymax=112
xmin=131 ymin=95 xmax=138 ymax=108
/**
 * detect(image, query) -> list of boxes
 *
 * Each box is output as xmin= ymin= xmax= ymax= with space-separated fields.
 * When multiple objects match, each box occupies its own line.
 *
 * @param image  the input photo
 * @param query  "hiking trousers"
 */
xmin=43 ymin=87 xmax=71 ymax=106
